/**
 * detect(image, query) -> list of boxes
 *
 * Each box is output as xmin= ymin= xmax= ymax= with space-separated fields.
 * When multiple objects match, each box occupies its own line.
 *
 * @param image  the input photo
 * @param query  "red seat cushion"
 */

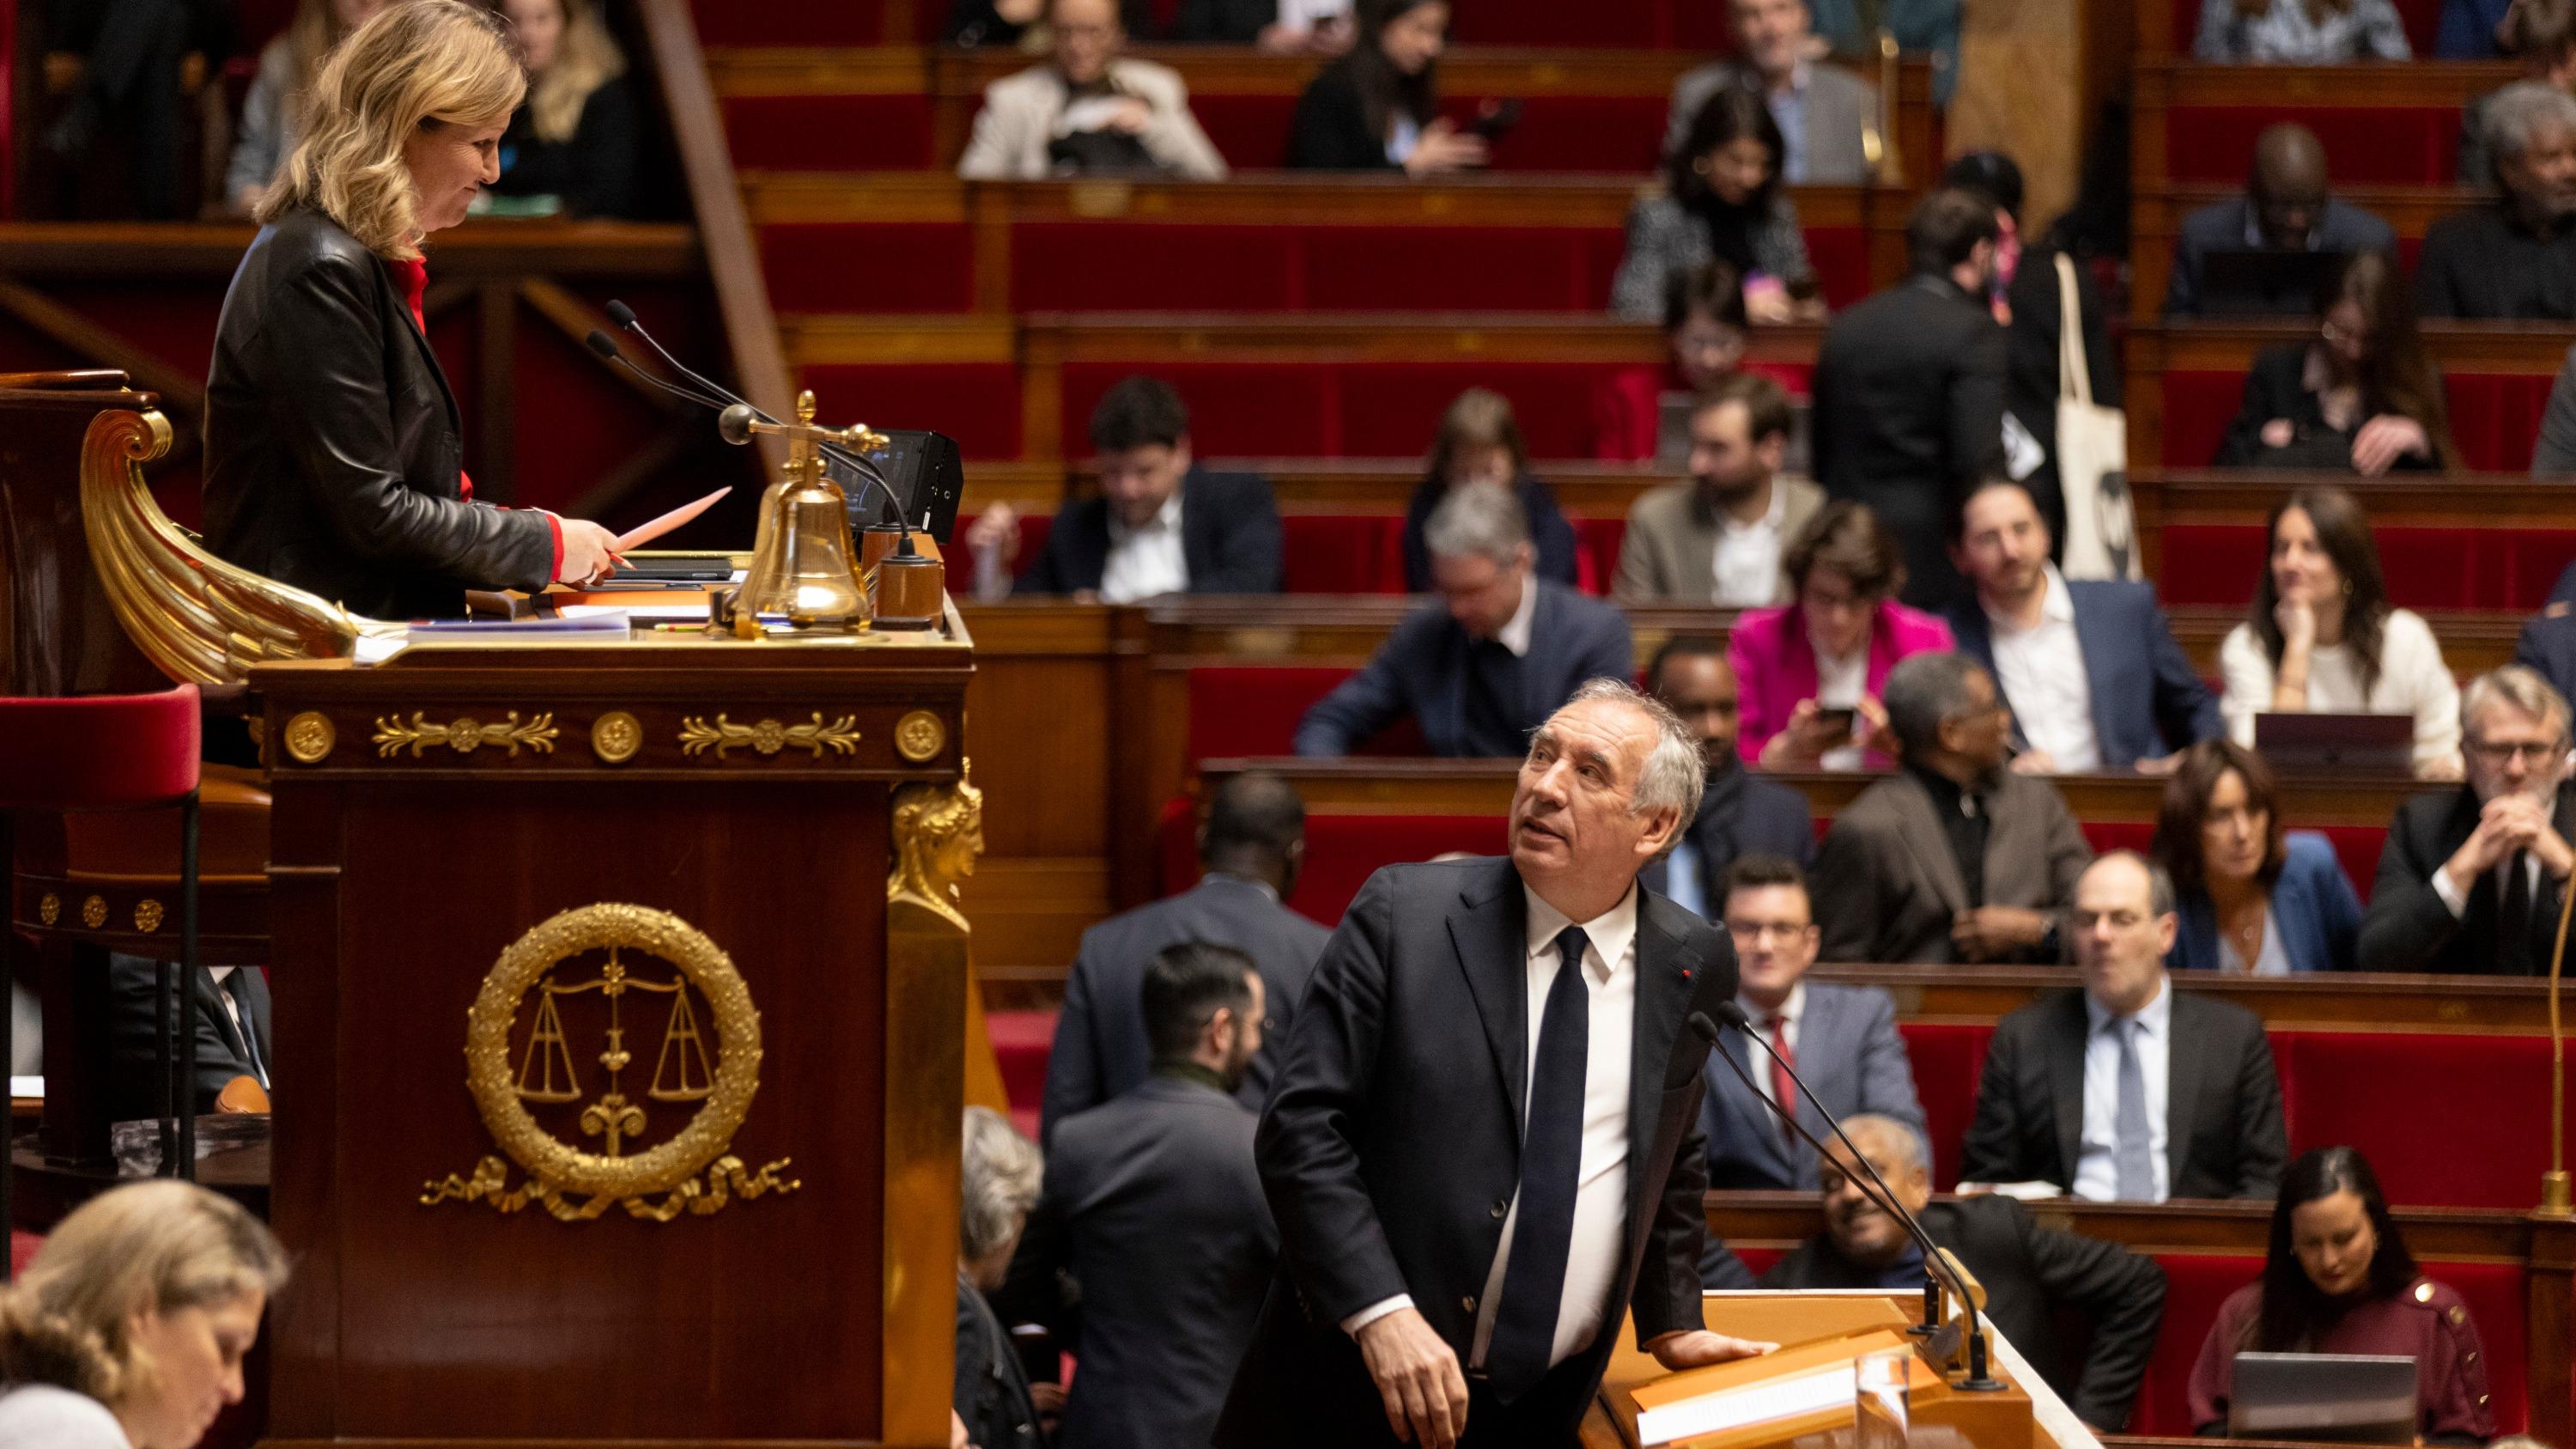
xmin=760 ymin=223 xmax=975 ymax=314
xmin=1280 ymin=515 xmax=1407 ymax=594
xmin=2164 ymin=106 xmax=2464 ymax=186
xmin=2279 ymin=1032 xmax=2561 ymax=1209
xmin=1186 ymin=666 xmax=1356 ymax=758
xmin=721 ymin=95 xmax=935 ymax=170
xmin=1291 ymin=813 xmax=1510 ymax=922
xmin=0 ymin=685 xmax=199 ymax=807
xmin=800 ymin=362 xmax=1022 ymax=459
xmin=2130 ymin=1253 xmax=2266 ymax=1436
xmin=1063 ymin=362 xmax=1634 ymax=460
xmin=1893 ymin=1022 xmax=1994 ymax=1192
xmin=2157 ymin=522 xmax=2576 ymax=611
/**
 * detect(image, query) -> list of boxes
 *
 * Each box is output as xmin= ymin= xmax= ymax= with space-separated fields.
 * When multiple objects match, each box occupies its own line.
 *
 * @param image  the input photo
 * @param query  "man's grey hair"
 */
xmin=1554 ymin=679 xmax=1706 ymax=844
xmin=1880 ymin=652 xmax=1984 ymax=759
xmin=1424 ymin=481 xmax=1531 ymax=567
xmin=1843 ymin=1112 xmax=1930 ymax=1178
xmin=959 ymin=1105 xmax=1042 ymax=1263
xmin=2486 ymin=81 xmax=2576 ymax=167
xmin=2084 ymin=849 xmax=2177 ymax=918
xmin=2461 ymin=664 xmax=2573 ymax=748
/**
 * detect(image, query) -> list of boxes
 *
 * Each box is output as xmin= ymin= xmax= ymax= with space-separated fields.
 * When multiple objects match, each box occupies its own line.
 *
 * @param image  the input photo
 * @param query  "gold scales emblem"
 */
xmin=421 ymin=903 xmax=801 ymax=1221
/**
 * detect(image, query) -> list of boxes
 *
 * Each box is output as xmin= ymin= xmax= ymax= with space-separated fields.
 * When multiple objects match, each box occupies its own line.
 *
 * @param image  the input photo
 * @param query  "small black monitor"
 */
xmin=831 ymin=429 xmax=964 ymax=543
xmin=2199 ymin=247 xmax=2349 ymax=318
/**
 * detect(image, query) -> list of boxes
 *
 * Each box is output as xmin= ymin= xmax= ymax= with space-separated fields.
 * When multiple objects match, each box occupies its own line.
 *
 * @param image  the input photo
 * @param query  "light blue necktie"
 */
xmin=2112 ymin=1019 xmax=2156 ymax=1202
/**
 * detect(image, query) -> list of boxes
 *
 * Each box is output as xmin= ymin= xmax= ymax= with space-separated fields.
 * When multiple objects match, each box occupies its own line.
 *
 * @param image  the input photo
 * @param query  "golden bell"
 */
xmin=732 ymin=393 xmax=870 ymax=632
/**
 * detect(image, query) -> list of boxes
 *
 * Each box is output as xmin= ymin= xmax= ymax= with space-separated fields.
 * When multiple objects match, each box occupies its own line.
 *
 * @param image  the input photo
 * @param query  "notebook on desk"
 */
xmin=2254 ymin=712 xmax=2415 ymax=774
xmin=2228 ymin=1351 xmax=2417 ymax=1443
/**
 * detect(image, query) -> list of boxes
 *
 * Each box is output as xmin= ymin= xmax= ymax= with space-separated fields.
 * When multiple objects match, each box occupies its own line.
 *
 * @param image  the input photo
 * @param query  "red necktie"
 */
xmin=1768 ymin=1013 xmax=1797 ymax=1146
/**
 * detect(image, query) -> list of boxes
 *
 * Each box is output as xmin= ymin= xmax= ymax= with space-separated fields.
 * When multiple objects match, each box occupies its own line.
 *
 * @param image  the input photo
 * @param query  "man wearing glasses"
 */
xmin=2360 ymin=666 xmax=2576 ymax=971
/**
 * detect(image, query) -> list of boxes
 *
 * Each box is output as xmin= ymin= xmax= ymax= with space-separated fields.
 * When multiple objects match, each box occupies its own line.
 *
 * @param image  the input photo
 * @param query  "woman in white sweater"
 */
xmin=2219 ymin=485 xmax=2462 ymax=778
xmin=0 ymin=1182 xmax=288 ymax=1449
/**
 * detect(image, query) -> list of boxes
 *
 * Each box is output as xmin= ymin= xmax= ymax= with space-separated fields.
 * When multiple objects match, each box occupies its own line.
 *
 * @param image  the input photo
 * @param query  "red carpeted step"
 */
xmin=988 ymin=1009 xmax=1058 ymax=1135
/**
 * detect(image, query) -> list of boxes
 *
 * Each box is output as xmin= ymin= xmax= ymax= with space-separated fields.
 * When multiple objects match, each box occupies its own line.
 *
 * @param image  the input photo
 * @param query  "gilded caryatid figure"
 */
xmin=888 ymin=761 xmax=984 ymax=933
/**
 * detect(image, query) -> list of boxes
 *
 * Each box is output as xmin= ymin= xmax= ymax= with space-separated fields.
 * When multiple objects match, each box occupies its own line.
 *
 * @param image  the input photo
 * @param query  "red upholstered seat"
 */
xmin=1186 ymin=667 xmax=1358 ymax=758
xmin=1180 ymin=94 xmax=1672 ymax=174
xmin=2156 ymin=522 xmax=2576 ymax=611
xmin=760 ymin=222 xmax=976 ymax=314
xmin=692 ymin=0 xmax=880 ymax=42
xmin=1280 ymin=515 xmax=1407 ymax=594
xmin=1061 ymin=362 xmax=1634 ymax=460
xmin=1576 ymin=516 xmax=1626 ymax=594
xmin=987 ymin=1009 xmax=1054 ymax=1128
xmin=1892 ymin=1023 xmax=1994 ymax=1192
xmin=0 ymin=685 xmax=199 ymax=808
xmin=2279 ymin=1032 xmax=2562 ymax=1209
xmin=800 ymin=362 xmax=1022 ymax=459
xmin=2163 ymin=106 xmax=2464 ymax=186
xmin=2160 ymin=371 xmax=2554 ymax=473
xmin=720 ymin=95 xmax=937 ymax=170
xmin=1293 ymin=813 xmax=1510 ymax=921
xmin=2314 ymin=825 xmax=2387 ymax=904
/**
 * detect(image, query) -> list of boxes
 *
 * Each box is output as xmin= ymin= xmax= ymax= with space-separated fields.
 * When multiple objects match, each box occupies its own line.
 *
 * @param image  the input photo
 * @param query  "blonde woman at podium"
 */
xmin=0 ymin=1181 xmax=287 ymax=1449
xmin=202 ymin=0 xmax=623 ymax=621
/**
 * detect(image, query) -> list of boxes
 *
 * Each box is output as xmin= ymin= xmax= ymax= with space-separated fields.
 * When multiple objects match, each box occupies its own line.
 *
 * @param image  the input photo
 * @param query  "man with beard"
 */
xmin=2361 ymin=666 xmax=2576 ymax=971
xmin=1760 ymin=1113 xmax=2165 ymax=1433
xmin=1813 ymin=652 xmax=2091 ymax=964
xmin=2418 ymin=82 xmax=2576 ymax=319
xmin=1660 ymin=0 xmax=1876 ymax=183
xmin=1639 ymin=636 xmax=1814 ymax=917
xmin=2163 ymin=123 xmax=2397 ymax=318
xmin=997 ymin=943 xmax=1278 ymax=1449
xmin=1943 ymin=480 xmax=2219 ymax=776
xmin=1614 ymin=373 xmax=1825 ymax=608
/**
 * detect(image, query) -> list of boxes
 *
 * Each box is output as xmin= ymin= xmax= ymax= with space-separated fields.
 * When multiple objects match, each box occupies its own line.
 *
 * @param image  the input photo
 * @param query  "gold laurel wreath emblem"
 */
xmin=420 ymin=903 xmax=800 ymax=1221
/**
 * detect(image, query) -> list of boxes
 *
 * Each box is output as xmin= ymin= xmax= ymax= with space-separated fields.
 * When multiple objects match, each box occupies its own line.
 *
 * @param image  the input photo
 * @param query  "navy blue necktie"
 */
xmin=1486 ymin=925 xmax=1592 ymax=1402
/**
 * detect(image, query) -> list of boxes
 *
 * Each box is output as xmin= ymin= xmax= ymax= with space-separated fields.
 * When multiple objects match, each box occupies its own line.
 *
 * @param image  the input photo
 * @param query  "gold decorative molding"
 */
xmin=421 ymin=903 xmax=799 ymax=1221
xmin=36 ymin=894 xmax=58 ymax=928
xmin=591 ymin=710 xmax=643 ymax=764
xmin=677 ymin=712 xmax=860 ymax=759
xmin=282 ymin=711 xmax=336 ymax=764
xmin=134 ymin=899 xmax=164 ymax=933
xmin=372 ymin=710 xmax=560 ymax=758
xmin=80 ymin=896 xmax=106 ymax=929
xmin=892 ymin=709 xmax=945 ymax=764
xmin=887 ymin=760 xmax=982 ymax=934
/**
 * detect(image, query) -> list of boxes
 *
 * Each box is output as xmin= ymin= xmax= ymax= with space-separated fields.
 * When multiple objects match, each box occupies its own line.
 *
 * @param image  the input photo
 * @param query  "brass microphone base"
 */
xmin=2542 ymin=1171 xmax=2573 ymax=1217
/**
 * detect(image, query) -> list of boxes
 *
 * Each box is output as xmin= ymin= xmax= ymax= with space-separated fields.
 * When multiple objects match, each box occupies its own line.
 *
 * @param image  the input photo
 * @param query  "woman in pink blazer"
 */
xmin=1729 ymin=500 xmax=1956 ymax=770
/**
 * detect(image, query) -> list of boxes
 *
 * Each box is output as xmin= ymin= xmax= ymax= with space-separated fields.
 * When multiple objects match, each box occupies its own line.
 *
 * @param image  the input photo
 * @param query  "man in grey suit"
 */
xmin=1662 ymin=0 xmax=1876 ymax=182
xmin=2163 ymin=123 xmax=2397 ymax=317
xmin=1040 ymin=771 xmax=1329 ymax=1144
xmin=1959 ymin=853 xmax=2287 ymax=1201
xmin=1613 ymin=372 xmax=1826 ymax=609
xmin=1699 ymin=855 xmax=1922 ymax=1194
xmin=1813 ymin=652 xmax=2092 ymax=964
xmin=1001 ymin=943 xmax=1278 ymax=1449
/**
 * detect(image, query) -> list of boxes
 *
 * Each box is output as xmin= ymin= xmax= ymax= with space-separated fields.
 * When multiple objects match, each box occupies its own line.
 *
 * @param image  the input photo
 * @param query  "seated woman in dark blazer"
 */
xmin=1285 ymin=0 xmax=1485 ymax=174
xmin=204 ymin=0 xmax=619 ymax=621
xmin=1401 ymin=388 xmax=1578 ymax=592
xmin=2151 ymin=740 xmax=2363 ymax=973
xmin=488 ymin=0 xmax=644 ymax=219
xmin=2190 ymin=1147 xmax=2494 ymax=1445
xmin=2215 ymin=250 xmax=2458 ymax=475
xmin=1609 ymin=83 xmax=1820 ymax=325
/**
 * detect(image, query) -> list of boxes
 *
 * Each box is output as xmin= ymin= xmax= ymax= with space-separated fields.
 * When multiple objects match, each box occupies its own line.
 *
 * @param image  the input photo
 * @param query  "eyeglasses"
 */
xmin=2468 ymin=739 xmax=2566 ymax=765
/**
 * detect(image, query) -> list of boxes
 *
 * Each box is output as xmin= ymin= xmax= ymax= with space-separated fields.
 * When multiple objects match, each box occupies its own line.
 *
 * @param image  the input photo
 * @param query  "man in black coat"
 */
xmin=1218 ymin=682 xmax=1770 ymax=1449
xmin=1960 ymin=853 xmax=2287 ymax=1201
xmin=964 ymin=374 xmax=1283 ymax=600
xmin=1001 ymin=943 xmax=1279 ymax=1449
xmin=1809 ymin=187 xmax=2008 ymax=614
xmin=1638 ymin=637 xmax=1814 ymax=916
xmin=2360 ymin=666 xmax=2576 ymax=973
xmin=1040 ymin=771 xmax=1330 ymax=1143
xmin=1293 ymin=482 xmax=1632 ymax=758
xmin=108 ymin=954 xmax=269 ymax=1122
xmin=1760 ymin=1113 xmax=2165 ymax=1434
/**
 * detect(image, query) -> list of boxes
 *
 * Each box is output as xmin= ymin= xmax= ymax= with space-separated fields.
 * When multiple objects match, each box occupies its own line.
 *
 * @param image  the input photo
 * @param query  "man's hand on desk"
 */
xmin=1645 ymin=1330 xmax=1777 ymax=1372
xmin=1354 ymin=1306 xmax=1469 ymax=1447
xmin=966 ymin=503 xmax=1023 ymax=564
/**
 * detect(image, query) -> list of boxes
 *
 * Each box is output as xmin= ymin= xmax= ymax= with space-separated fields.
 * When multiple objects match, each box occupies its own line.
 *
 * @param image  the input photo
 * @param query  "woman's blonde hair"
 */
xmin=277 ymin=0 xmax=389 ymax=137
xmin=258 ymin=0 xmax=526 ymax=259
xmin=0 ymin=1181 xmax=289 ymax=1408
xmin=506 ymin=0 xmax=628 ymax=145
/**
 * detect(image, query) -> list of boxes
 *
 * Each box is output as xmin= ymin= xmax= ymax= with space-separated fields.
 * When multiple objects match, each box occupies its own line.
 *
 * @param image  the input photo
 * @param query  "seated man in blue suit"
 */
xmin=2161 ymin=124 xmax=2396 ymax=318
xmin=1698 ymin=855 xmax=1923 ymax=1197
xmin=1946 ymin=480 xmax=2219 ymax=776
xmin=964 ymin=374 xmax=1282 ymax=600
xmin=1639 ymin=636 xmax=1814 ymax=918
xmin=1292 ymin=482 xmax=1633 ymax=757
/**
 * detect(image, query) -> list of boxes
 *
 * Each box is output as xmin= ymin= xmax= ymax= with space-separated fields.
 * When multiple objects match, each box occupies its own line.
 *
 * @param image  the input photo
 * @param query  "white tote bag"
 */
xmin=2052 ymin=253 xmax=2141 ymax=581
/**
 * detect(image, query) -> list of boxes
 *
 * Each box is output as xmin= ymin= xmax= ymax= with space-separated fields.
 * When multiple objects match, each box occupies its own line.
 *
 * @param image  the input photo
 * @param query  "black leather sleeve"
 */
xmin=257 ymin=249 xmax=554 ymax=592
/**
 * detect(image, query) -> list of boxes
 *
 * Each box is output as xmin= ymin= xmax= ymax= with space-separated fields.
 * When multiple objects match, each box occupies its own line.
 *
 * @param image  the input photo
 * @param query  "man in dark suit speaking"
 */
xmin=1218 ymin=680 xmax=1771 ymax=1449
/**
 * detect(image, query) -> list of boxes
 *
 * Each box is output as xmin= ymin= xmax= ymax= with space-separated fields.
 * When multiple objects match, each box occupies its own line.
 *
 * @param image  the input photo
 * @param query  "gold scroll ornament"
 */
xmin=373 ymin=710 xmax=559 ymax=758
xmin=421 ymin=903 xmax=799 ymax=1221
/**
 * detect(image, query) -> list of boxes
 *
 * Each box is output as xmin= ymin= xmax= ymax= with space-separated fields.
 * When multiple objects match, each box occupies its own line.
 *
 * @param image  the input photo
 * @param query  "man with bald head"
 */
xmin=2164 ymin=123 xmax=2397 ymax=316
xmin=1759 ymin=1113 xmax=2165 ymax=1433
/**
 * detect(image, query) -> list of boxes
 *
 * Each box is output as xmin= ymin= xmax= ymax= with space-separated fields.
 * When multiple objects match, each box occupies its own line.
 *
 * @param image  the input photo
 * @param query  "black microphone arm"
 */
xmin=1687 ymin=1008 xmax=2002 ymax=1392
xmin=585 ymin=314 xmax=908 ymax=531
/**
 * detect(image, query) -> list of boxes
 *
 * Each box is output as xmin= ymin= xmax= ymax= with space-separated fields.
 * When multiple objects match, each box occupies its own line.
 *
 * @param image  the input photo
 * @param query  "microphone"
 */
xmin=586 ymin=330 xmax=732 ymax=411
xmin=1687 ymin=1008 xmax=2002 ymax=1392
xmin=594 ymin=302 xmax=910 ymax=533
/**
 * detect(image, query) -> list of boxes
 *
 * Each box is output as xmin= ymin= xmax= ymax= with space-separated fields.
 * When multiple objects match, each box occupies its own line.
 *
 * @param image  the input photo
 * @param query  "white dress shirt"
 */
xmin=1813 ymin=635 xmax=1866 ymax=772
xmin=1495 ymin=573 xmax=1539 ymax=659
xmin=2430 ymin=837 xmax=2547 ymax=921
xmin=1710 ymin=480 xmax=1790 ymax=608
xmin=1343 ymin=883 xmax=1640 ymax=1375
xmin=1097 ymin=492 xmax=1189 ymax=604
xmin=2216 ymin=610 xmax=2461 ymax=776
xmin=1736 ymin=981 xmax=1806 ymax=1114
xmin=2073 ymin=978 xmax=2172 ymax=1202
xmin=1984 ymin=564 xmax=2101 ymax=773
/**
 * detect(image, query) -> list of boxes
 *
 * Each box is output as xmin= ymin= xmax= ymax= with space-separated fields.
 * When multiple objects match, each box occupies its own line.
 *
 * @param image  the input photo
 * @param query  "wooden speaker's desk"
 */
xmin=250 ymin=612 xmax=974 ymax=1449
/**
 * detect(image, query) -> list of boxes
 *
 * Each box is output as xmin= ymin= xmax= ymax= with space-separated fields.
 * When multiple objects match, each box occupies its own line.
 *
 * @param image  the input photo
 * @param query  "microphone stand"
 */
xmin=1690 ymin=1008 xmax=2003 ymax=1392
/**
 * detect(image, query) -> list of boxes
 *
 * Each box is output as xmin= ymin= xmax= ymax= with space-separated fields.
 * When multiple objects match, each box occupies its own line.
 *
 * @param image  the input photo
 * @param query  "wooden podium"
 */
xmin=249 ymin=617 xmax=975 ymax=1448
xmin=1583 ymin=1292 xmax=2069 ymax=1449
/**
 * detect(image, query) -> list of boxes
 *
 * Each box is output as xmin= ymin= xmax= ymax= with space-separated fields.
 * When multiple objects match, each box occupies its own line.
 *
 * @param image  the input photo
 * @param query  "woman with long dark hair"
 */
xmin=2216 ymin=485 xmax=2461 ymax=777
xmin=1285 ymin=0 xmax=1482 ymax=174
xmin=2149 ymin=740 xmax=2363 ymax=972
xmin=1611 ymin=83 xmax=1819 ymax=324
xmin=2215 ymin=250 xmax=2458 ymax=474
xmin=2189 ymin=1148 xmax=2494 ymax=1444
xmin=1400 ymin=388 xmax=1578 ymax=591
